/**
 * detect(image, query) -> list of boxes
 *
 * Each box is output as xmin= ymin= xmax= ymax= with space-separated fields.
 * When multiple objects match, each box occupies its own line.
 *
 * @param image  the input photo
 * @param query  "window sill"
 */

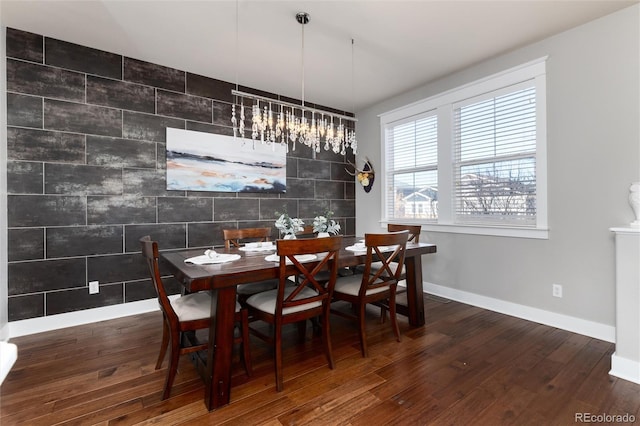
xmin=383 ymin=221 xmax=549 ymax=239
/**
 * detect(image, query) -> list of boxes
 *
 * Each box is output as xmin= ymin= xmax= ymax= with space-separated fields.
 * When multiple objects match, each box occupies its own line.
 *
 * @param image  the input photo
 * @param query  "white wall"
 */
xmin=355 ymin=5 xmax=639 ymax=335
xmin=1 ymin=19 xmax=9 ymax=339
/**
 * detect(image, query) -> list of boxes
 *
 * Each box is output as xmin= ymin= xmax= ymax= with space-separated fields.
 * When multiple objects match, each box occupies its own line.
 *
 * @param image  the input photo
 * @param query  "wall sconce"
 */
xmin=346 ymin=157 xmax=375 ymax=193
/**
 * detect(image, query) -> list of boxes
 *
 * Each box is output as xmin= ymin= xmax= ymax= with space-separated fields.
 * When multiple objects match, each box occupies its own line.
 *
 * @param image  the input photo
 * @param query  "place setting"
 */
xmin=184 ymin=249 xmax=241 ymax=265
xmin=239 ymin=241 xmax=276 ymax=252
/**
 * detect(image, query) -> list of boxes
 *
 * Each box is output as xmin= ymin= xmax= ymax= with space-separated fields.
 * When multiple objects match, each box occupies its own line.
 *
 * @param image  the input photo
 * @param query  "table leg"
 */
xmin=404 ymin=255 xmax=426 ymax=326
xmin=205 ymin=286 xmax=237 ymax=410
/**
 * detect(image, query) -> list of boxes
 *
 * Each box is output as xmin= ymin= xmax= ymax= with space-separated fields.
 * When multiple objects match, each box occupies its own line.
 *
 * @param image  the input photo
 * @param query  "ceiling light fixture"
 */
xmin=231 ymin=12 xmax=357 ymax=156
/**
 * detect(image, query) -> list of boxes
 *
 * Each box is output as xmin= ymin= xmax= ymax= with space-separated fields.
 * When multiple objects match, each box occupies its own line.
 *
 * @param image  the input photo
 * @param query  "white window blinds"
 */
xmin=453 ymin=82 xmax=537 ymax=225
xmin=385 ymin=113 xmax=438 ymax=220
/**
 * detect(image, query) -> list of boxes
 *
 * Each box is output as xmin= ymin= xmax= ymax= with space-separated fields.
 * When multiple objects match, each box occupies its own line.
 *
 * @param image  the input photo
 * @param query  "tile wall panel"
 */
xmin=8 ymin=228 xmax=45 ymax=262
xmin=124 ymin=279 xmax=157 ymax=303
xmin=259 ymin=199 xmax=299 ymax=221
xmin=156 ymin=90 xmax=212 ymax=123
xmin=44 ymin=163 xmax=123 ymax=195
xmin=7 ymin=59 xmax=85 ymax=102
xmin=45 ymin=38 xmax=122 ymax=79
xmin=6 ymin=28 xmax=43 ymax=63
xmin=157 ymin=197 xmax=213 ymax=223
xmin=86 ymin=136 xmax=156 ymax=168
xmin=8 ymin=258 xmax=86 ymax=295
xmin=7 ymin=128 xmax=86 ymax=163
xmin=44 ymin=99 xmax=122 ymax=136
xmin=5 ymin=27 xmax=356 ymax=322
xmin=187 ymin=222 xmax=228 ymax=248
xmin=8 ymin=195 xmax=86 ymax=227
xmin=46 ymin=226 xmax=124 ymax=258
xmin=86 ymin=76 xmax=155 ymax=113
xmin=123 ymin=223 xmax=187 ymax=252
xmin=46 ymin=284 xmax=124 ymax=316
xmin=87 ymin=253 xmax=149 ymax=284
xmin=186 ymin=73 xmax=234 ymax=102
xmin=87 ymin=196 xmax=157 ymax=225
xmin=7 ymin=161 xmax=43 ymax=194
xmin=214 ymin=198 xmax=260 ymax=221
xmin=123 ymin=168 xmax=177 ymax=197
xmin=7 ymin=93 xmax=43 ymax=127
xmin=122 ymin=111 xmax=184 ymax=143
xmin=8 ymin=294 xmax=44 ymax=322
xmin=124 ymin=58 xmax=185 ymax=92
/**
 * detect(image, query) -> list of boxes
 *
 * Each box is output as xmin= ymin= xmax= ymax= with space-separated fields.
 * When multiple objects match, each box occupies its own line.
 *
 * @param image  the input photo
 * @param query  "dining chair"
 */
xmin=245 ymin=235 xmax=343 ymax=391
xmin=331 ymin=230 xmax=409 ymax=357
xmin=139 ymin=236 xmax=252 ymax=400
xmin=223 ymin=227 xmax=279 ymax=305
xmin=377 ymin=224 xmax=421 ymax=322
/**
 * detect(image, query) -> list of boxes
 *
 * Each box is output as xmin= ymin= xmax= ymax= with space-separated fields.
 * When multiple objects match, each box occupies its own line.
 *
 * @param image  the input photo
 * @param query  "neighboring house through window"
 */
xmin=381 ymin=58 xmax=548 ymax=239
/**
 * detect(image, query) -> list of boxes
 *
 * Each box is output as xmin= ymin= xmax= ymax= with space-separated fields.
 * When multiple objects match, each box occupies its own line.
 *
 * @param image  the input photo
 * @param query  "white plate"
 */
xmin=239 ymin=242 xmax=276 ymax=252
xmin=264 ymin=254 xmax=317 ymax=264
xmin=184 ymin=254 xmax=241 ymax=265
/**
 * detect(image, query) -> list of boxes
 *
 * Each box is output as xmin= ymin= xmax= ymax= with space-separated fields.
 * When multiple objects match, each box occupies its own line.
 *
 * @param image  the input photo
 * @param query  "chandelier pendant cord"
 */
xmin=230 ymin=10 xmax=357 ymax=156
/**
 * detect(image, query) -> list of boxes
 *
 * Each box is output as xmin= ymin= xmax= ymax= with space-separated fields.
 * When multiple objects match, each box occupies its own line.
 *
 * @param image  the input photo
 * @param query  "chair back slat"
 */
xmin=139 ymin=236 xmax=178 ymax=322
xmin=361 ymin=231 xmax=409 ymax=295
xmin=223 ymin=227 xmax=273 ymax=249
xmin=387 ymin=224 xmax=421 ymax=243
xmin=275 ymin=236 xmax=342 ymax=315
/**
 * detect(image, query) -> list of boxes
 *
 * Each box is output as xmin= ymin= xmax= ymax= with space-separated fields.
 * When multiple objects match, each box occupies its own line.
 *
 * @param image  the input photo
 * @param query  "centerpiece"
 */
xmin=275 ymin=211 xmax=304 ymax=239
xmin=313 ymin=210 xmax=341 ymax=237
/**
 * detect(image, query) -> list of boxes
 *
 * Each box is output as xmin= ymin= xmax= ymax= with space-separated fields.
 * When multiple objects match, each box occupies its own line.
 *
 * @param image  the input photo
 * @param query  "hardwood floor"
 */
xmin=1 ymin=296 xmax=639 ymax=425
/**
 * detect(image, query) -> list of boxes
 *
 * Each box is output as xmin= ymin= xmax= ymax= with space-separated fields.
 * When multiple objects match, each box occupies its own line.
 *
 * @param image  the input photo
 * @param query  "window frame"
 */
xmin=380 ymin=58 xmax=548 ymax=239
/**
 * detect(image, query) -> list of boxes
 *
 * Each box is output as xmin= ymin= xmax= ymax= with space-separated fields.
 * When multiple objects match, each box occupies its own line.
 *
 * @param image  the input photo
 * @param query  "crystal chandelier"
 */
xmin=231 ymin=12 xmax=357 ymax=156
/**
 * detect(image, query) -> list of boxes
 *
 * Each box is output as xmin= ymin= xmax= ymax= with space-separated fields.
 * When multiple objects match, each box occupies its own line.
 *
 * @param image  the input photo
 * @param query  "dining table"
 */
xmin=161 ymin=236 xmax=436 ymax=411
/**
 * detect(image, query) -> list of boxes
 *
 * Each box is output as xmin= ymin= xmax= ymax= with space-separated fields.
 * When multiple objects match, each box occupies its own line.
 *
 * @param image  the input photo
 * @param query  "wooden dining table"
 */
xmin=161 ymin=236 xmax=436 ymax=411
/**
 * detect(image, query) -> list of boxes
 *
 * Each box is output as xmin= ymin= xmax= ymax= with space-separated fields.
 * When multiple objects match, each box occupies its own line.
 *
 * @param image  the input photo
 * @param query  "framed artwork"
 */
xmin=166 ymin=128 xmax=286 ymax=193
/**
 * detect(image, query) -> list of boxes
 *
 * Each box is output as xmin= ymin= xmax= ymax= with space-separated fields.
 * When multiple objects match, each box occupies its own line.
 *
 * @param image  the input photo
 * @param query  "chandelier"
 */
xmin=231 ymin=12 xmax=357 ymax=156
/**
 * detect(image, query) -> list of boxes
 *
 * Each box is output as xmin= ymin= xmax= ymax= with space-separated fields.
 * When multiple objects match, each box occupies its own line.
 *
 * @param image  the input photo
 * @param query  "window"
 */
xmin=385 ymin=113 xmax=438 ymax=221
xmin=381 ymin=59 xmax=547 ymax=238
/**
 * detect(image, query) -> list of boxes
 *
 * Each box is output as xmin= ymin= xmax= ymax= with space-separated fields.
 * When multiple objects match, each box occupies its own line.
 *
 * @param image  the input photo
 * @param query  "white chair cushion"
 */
xmin=246 ymin=286 xmax=321 ymax=315
xmin=369 ymin=261 xmax=404 ymax=276
xmin=171 ymin=292 xmax=241 ymax=322
xmin=237 ymin=279 xmax=279 ymax=295
xmin=333 ymin=274 xmax=390 ymax=297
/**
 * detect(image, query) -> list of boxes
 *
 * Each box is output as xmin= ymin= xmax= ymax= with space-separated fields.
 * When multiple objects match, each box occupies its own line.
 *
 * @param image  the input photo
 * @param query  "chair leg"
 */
xmin=389 ymin=292 xmax=401 ymax=342
xmin=358 ymin=303 xmax=368 ymax=358
xmin=322 ymin=309 xmax=335 ymax=369
xmin=162 ymin=330 xmax=181 ymax=400
xmin=156 ymin=318 xmax=169 ymax=370
xmin=240 ymin=309 xmax=252 ymax=377
xmin=274 ymin=323 xmax=284 ymax=392
xmin=380 ymin=304 xmax=388 ymax=324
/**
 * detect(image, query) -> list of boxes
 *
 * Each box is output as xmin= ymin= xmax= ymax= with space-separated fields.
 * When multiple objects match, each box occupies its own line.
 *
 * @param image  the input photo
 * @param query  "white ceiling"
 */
xmin=1 ymin=0 xmax=637 ymax=112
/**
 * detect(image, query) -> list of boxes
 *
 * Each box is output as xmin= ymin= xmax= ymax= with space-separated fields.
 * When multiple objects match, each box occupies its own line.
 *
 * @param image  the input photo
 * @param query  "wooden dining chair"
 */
xmin=223 ymin=227 xmax=273 ymax=249
xmin=377 ymin=224 xmax=421 ymax=321
xmin=245 ymin=235 xmax=343 ymax=391
xmin=139 ymin=236 xmax=252 ymax=400
xmin=331 ymin=230 xmax=409 ymax=357
xmin=223 ymin=227 xmax=279 ymax=304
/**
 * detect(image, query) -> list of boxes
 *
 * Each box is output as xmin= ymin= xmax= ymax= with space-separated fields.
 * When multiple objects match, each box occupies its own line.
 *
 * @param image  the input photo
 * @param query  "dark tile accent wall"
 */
xmin=5 ymin=27 xmax=356 ymax=322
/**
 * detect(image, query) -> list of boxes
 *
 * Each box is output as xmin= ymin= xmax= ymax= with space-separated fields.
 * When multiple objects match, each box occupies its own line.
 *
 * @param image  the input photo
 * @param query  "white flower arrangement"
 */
xmin=313 ymin=211 xmax=341 ymax=235
xmin=275 ymin=212 xmax=304 ymax=236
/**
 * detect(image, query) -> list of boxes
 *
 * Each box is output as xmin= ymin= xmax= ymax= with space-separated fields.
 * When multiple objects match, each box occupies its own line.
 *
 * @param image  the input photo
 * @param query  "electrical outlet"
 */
xmin=552 ymin=283 xmax=562 ymax=298
xmin=89 ymin=281 xmax=100 ymax=294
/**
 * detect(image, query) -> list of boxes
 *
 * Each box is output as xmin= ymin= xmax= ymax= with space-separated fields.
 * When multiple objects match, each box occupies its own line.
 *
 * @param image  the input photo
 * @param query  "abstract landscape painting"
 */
xmin=166 ymin=128 xmax=286 ymax=193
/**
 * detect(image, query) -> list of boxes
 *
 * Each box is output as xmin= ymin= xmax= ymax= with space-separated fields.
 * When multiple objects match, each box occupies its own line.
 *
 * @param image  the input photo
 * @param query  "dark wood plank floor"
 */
xmin=1 ymin=296 xmax=639 ymax=425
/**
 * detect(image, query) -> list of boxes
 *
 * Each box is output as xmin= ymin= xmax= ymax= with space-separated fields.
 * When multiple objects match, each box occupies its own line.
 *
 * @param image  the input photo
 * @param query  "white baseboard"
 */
xmin=610 ymin=353 xmax=640 ymax=384
xmin=424 ymin=282 xmax=616 ymax=343
xmin=8 ymin=298 xmax=167 ymax=339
